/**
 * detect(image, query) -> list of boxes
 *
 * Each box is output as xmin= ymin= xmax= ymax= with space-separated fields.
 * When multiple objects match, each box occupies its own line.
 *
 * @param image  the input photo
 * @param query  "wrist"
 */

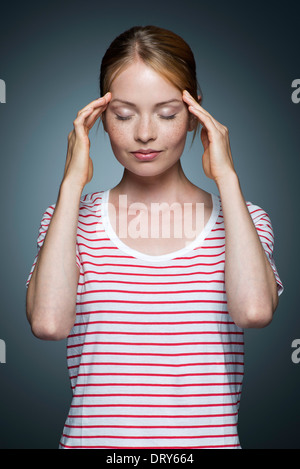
xmin=60 ymin=177 xmax=85 ymax=195
xmin=59 ymin=178 xmax=84 ymax=203
xmin=214 ymin=170 xmax=239 ymax=192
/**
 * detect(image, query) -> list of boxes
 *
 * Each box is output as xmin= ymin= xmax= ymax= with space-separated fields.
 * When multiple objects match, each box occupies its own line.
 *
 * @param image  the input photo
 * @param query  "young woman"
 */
xmin=26 ymin=25 xmax=284 ymax=449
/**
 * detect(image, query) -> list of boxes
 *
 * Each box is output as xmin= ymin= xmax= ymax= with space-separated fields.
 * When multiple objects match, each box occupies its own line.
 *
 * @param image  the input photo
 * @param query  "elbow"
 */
xmin=28 ymin=310 xmax=73 ymax=341
xmin=31 ymin=322 xmax=70 ymax=341
xmin=231 ymin=302 xmax=277 ymax=329
xmin=229 ymin=287 xmax=279 ymax=329
xmin=235 ymin=308 xmax=273 ymax=329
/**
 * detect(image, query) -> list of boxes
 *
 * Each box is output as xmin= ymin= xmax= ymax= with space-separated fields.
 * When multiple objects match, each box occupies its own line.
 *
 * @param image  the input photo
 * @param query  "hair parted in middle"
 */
xmin=99 ymin=25 xmax=203 ymax=143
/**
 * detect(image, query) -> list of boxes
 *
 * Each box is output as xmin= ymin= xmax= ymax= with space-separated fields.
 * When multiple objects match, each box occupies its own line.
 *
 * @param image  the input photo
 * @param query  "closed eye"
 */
xmin=115 ymin=115 xmax=132 ymax=121
xmin=115 ymin=114 xmax=177 ymax=121
xmin=160 ymin=114 xmax=177 ymax=120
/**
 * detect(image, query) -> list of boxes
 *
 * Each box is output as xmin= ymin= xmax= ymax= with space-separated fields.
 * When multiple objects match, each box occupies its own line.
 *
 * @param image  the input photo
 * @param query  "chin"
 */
xmin=115 ymin=155 xmax=181 ymax=177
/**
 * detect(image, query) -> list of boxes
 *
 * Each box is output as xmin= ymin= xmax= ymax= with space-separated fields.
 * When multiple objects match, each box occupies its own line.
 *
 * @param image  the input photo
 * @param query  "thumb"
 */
xmin=200 ymin=126 xmax=209 ymax=151
xmin=87 ymin=157 xmax=93 ymax=183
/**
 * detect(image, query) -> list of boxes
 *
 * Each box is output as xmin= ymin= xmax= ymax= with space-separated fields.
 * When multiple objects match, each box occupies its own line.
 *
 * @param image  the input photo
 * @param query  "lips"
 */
xmin=131 ymin=149 xmax=162 ymax=161
xmin=133 ymin=149 xmax=160 ymax=154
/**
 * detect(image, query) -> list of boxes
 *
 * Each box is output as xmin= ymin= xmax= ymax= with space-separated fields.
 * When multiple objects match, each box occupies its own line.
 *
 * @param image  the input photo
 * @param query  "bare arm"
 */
xmin=216 ymin=172 xmax=278 ymax=328
xmin=182 ymin=90 xmax=280 ymax=328
xmin=26 ymin=181 xmax=82 ymax=340
xmin=26 ymin=92 xmax=112 ymax=340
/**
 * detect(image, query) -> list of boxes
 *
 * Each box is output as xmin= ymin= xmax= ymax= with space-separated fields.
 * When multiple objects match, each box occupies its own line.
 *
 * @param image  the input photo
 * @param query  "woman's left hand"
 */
xmin=182 ymin=90 xmax=236 ymax=185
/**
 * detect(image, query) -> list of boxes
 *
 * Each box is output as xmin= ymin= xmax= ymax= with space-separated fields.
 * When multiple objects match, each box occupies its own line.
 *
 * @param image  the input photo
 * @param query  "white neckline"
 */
xmin=101 ymin=189 xmax=220 ymax=262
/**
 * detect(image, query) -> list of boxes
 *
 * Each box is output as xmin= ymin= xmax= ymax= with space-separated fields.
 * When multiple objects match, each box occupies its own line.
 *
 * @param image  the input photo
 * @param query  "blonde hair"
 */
xmin=99 ymin=25 xmax=203 ymax=143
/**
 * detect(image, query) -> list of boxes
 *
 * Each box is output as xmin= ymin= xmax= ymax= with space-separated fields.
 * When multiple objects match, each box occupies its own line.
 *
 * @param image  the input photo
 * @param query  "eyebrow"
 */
xmin=110 ymin=98 xmax=182 ymax=107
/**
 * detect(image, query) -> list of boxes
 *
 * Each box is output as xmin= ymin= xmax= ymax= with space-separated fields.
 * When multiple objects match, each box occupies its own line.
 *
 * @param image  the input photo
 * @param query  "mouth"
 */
xmin=131 ymin=149 xmax=162 ymax=161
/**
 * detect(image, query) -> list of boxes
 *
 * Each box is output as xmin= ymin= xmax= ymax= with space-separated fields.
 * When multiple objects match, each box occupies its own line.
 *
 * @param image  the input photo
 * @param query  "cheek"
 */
xmin=170 ymin=120 xmax=188 ymax=140
xmin=106 ymin=120 xmax=130 ymax=149
xmin=164 ymin=116 xmax=190 ymax=147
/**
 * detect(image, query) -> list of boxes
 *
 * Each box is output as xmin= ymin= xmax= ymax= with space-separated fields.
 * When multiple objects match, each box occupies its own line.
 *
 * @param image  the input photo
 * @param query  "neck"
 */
xmin=112 ymin=161 xmax=196 ymax=206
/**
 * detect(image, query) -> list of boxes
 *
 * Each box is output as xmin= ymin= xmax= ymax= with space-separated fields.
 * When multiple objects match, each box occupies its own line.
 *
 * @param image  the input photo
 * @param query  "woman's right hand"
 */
xmin=63 ymin=92 xmax=112 ymax=189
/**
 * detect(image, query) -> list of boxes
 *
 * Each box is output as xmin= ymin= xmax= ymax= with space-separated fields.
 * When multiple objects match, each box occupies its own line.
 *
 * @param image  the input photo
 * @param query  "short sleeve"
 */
xmin=26 ymin=204 xmax=81 ymax=289
xmin=247 ymin=202 xmax=284 ymax=297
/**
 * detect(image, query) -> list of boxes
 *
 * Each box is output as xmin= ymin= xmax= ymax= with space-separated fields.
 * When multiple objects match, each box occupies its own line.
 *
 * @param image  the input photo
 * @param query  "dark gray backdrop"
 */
xmin=0 ymin=0 xmax=299 ymax=449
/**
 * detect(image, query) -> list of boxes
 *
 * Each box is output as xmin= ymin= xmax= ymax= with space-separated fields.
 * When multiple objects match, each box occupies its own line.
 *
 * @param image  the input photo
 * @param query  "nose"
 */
xmin=134 ymin=114 xmax=157 ymax=143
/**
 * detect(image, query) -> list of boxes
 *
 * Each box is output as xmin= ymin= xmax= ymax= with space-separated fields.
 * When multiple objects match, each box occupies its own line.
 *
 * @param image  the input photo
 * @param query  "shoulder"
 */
xmin=79 ymin=190 xmax=107 ymax=211
xmin=41 ymin=190 xmax=107 ymax=213
xmin=244 ymin=200 xmax=271 ymax=224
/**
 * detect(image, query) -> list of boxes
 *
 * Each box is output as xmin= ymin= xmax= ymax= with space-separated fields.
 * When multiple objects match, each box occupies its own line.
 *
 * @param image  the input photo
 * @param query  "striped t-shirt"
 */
xmin=26 ymin=189 xmax=284 ymax=449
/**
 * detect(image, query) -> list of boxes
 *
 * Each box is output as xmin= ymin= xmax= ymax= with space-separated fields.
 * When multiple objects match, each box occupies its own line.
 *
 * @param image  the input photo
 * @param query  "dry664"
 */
xmin=150 ymin=454 xmax=194 ymax=464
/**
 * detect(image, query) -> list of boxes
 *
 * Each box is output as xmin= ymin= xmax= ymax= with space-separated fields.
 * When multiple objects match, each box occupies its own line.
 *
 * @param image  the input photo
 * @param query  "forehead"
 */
xmin=109 ymin=61 xmax=181 ymax=103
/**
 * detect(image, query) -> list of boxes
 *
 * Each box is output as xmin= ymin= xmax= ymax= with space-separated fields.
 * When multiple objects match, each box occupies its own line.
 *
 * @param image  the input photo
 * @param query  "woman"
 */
xmin=26 ymin=25 xmax=284 ymax=449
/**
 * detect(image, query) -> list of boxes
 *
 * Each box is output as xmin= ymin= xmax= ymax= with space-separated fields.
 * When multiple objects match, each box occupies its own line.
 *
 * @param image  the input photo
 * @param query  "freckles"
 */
xmin=107 ymin=122 xmax=128 ymax=146
xmin=106 ymin=114 xmax=189 ymax=148
xmin=166 ymin=118 xmax=189 ymax=143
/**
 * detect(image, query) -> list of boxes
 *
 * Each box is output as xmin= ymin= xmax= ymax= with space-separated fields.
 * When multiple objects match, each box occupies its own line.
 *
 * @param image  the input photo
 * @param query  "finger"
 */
xmin=187 ymin=103 xmax=225 ymax=135
xmin=183 ymin=92 xmax=215 ymax=120
xmin=182 ymin=90 xmax=223 ymax=131
xmin=74 ymin=107 xmax=93 ymax=122
xmin=76 ymin=93 xmax=112 ymax=131
xmin=77 ymin=92 xmax=112 ymax=117
xmin=75 ymin=97 xmax=109 ymax=128
xmin=83 ymin=100 xmax=111 ymax=130
xmin=188 ymin=104 xmax=218 ymax=138
xmin=88 ymin=92 xmax=112 ymax=111
xmin=73 ymin=107 xmax=94 ymax=139
xmin=182 ymin=91 xmax=210 ymax=116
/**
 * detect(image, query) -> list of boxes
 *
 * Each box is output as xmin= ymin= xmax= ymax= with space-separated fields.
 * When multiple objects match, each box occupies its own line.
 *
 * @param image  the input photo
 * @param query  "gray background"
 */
xmin=0 ymin=0 xmax=299 ymax=449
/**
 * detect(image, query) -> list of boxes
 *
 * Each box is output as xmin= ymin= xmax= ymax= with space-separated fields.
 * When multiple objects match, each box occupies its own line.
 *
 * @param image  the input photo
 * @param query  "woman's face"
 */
xmin=103 ymin=60 xmax=195 ymax=178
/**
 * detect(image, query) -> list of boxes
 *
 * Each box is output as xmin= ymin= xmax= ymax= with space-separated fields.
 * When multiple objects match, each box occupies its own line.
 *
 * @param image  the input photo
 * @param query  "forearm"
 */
xmin=182 ymin=90 xmax=279 ymax=327
xmin=26 ymin=179 xmax=82 ymax=340
xmin=216 ymin=172 xmax=279 ymax=328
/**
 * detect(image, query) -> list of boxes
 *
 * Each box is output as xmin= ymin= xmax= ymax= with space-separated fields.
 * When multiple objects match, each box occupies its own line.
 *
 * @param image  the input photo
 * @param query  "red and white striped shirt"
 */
xmin=26 ymin=190 xmax=284 ymax=449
